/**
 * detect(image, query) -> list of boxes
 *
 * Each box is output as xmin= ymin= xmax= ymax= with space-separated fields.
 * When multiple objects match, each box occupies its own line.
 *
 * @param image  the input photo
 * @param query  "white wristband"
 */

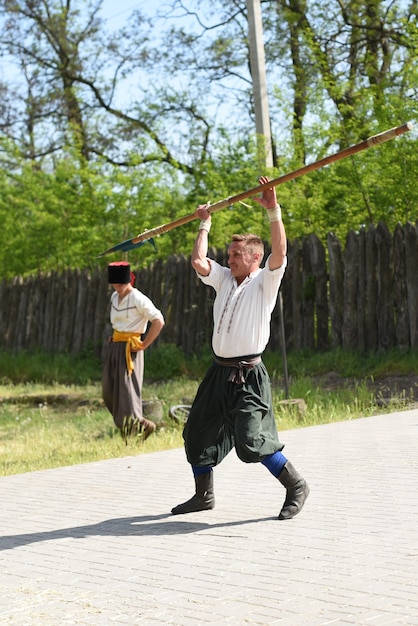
xmin=266 ymin=204 xmax=282 ymax=222
xmin=199 ymin=220 xmax=211 ymax=232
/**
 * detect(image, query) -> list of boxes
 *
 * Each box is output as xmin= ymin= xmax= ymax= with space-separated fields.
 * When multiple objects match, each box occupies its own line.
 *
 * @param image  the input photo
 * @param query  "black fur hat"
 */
xmin=107 ymin=261 xmax=131 ymax=284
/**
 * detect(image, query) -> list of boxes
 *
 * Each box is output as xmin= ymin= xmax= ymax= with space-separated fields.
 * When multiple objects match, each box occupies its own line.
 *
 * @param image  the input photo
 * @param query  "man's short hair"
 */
xmin=230 ymin=233 xmax=264 ymax=263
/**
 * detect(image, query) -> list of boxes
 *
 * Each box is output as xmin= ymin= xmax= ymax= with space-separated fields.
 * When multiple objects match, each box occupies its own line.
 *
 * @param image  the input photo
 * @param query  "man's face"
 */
xmin=111 ymin=283 xmax=131 ymax=298
xmin=227 ymin=241 xmax=259 ymax=282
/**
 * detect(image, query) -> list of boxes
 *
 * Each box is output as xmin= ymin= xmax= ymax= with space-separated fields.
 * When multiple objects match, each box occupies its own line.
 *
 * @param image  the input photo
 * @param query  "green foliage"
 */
xmin=2 ymin=345 xmax=417 ymax=388
xmin=147 ymin=343 xmax=214 ymax=381
xmin=0 ymin=1 xmax=416 ymax=277
xmin=265 ymin=127 xmax=417 ymax=244
xmin=0 ymin=155 xmax=108 ymax=277
xmin=0 ymin=350 xmax=100 ymax=385
xmin=146 ymin=344 xmax=189 ymax=380
xmin=283 ymin=347 xmax=418 ymax=379
xmin=0 ymin=345 xmax=213 ymax=386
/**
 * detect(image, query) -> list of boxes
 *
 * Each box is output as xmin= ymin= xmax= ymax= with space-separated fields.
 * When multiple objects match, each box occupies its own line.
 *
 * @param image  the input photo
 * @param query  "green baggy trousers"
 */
xmin=183 ymin=359 xmax=284 ymax=467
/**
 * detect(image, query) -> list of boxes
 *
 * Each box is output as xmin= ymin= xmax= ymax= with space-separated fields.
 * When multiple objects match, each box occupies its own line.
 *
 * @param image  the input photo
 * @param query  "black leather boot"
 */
xmin=277 ymin=461 xmax=309 ymax=520
xmin=171 ymin=471 xmax=215 ymax=515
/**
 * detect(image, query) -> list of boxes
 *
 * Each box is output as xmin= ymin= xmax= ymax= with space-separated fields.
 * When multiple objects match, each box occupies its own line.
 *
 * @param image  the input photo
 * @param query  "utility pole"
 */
xmin=246 ymin=0 xmax=274 ymax=169
xmin=246 ymin=0 xmax=290 ymax=398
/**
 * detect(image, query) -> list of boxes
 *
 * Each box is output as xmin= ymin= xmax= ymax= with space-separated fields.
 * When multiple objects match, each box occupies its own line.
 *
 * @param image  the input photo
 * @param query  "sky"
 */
xmin=100 ymin=0 xmax=195 ymax=31
xmin=0 ymin=0 xmax=239 ymax=135
xmin=98 ymin=0 xmax=209 ymax=101
xmin=97 ymin=0 xmax=247 ymax=132
xmin=100 ymin=0 xmax=153 ymax=26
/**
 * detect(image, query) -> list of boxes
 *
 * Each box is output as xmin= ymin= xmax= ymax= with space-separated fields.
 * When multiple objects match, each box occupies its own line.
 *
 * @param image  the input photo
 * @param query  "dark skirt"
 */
xmin=102 ymin=342 xmax=144 ymax=432
xmin=183 ymin=359 xmax=284 ymax=467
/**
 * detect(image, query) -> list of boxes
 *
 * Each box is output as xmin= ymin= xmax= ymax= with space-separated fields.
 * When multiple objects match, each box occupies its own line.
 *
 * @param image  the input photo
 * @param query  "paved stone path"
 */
xmin=1 ymin=408 xmax=418 ymax=625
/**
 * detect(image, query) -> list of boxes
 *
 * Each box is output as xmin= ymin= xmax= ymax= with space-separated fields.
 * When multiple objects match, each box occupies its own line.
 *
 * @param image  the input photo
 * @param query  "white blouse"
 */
xmin=199 ymin=255 xmax=287 ymax=358
xmin=110 ymin=288 xmax=163 ymax=334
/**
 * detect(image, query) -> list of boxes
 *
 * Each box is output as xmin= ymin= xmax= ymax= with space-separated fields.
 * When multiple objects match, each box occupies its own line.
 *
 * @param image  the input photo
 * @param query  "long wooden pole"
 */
xmin=98 ymin=122 xmax=413 ymax=256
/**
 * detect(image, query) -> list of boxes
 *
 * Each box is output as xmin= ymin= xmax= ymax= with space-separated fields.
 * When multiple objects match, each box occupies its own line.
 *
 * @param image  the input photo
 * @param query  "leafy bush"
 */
xmin=0 ymin=350 xmax=101 ymax=385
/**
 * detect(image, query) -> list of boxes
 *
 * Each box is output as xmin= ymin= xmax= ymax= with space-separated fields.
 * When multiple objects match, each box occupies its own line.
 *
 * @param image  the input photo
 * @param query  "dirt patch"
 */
xmin=367 ymin=375 xmax=418 ymax=408
xmin=0 ymin=393 xmax=103 ymax=409
xmin=313 ymin=372 xmax=418 ymax=409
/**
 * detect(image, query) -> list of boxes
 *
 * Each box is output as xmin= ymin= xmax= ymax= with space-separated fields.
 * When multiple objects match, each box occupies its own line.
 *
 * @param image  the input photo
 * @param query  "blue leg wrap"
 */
xmin=261 ymin=451 xmax=287 ymax=478
xmin=192 ymin=466 xmax=213 ymax=477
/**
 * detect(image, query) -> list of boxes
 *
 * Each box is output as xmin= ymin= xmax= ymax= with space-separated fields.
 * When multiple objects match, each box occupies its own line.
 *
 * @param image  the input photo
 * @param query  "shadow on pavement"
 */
xmin=0 ymin=513 xmax=276 ymax=550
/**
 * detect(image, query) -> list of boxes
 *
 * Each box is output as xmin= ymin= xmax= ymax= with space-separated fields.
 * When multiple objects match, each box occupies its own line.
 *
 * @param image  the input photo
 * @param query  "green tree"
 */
xmin=0 ymin=0 xmax=416 ymax=277
xmin=0 ymin=0 xmax=212 ymax=174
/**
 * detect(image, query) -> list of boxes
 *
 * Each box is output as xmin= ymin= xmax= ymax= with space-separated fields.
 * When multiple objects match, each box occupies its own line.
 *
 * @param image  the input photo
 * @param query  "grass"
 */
xmin=1 ymin=347 xmax=417 ymax=476
xmin=0 ymin=375 xmax=199 ymax=476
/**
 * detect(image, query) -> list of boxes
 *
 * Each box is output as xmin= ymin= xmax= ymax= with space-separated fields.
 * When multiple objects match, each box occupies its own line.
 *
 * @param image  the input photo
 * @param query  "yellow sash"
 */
xmin=112 ymin=331 xmax=143 ymax=376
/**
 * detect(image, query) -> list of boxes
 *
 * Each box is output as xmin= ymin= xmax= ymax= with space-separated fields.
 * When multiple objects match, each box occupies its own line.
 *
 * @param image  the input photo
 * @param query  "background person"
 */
xmin=102 ymin=261 xmax=165 ymax=440
xmin=171 ymin=177 xmax=309 ymax=520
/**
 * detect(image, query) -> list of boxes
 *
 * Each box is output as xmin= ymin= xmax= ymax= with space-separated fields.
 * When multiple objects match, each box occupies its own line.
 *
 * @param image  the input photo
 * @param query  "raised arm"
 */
xmin=254 ymin=176 xmax=287 ymax=270
xmin=191 ymin=204 xmax=212 ymax=276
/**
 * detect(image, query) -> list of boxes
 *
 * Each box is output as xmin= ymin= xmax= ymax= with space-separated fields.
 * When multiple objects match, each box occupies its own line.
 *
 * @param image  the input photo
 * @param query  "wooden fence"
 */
xmin=1 ymin=221 xmax=417 ymax=357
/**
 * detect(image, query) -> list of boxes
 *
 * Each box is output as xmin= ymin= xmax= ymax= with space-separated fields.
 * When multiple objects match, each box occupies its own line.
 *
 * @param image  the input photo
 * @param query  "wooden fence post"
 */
xmin=393 ymin=223 xmax=410 ymax=351
xmin=327 ymin=232 xmax=344 ymax=349
xmin=376 ymin=222 xmax=396 ymax=350
xmin=365 ymin=225 xmax=378 ymax=351
xmin=404 ymin=222 xmax=418 ymax=349
xmin=342 ymin=230 xmax=359 ymax=349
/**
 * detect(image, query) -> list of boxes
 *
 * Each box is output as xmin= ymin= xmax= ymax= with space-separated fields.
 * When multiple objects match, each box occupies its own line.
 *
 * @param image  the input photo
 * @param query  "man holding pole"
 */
xmin=171 ymin=176 xmax=310 ymax=520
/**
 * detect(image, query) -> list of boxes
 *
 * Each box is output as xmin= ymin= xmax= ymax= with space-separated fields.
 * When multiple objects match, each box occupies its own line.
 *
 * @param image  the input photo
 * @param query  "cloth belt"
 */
xmin=112 ymin=330 xmax=143 ymax=376
xmin=214 ymin=354 xmax=262 ymax=384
